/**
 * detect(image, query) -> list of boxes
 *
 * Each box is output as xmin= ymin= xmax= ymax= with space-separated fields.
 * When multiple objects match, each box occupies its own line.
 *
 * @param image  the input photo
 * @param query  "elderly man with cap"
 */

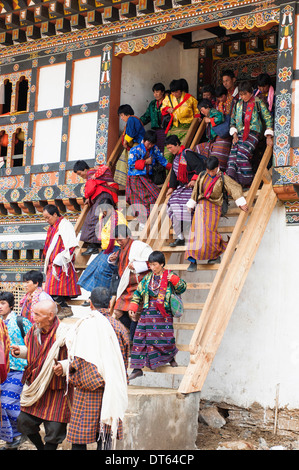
xmin=66 ymin=286 xmax=129 ymax=450
xmin=11 ymin=299 xmax=72 ymax=450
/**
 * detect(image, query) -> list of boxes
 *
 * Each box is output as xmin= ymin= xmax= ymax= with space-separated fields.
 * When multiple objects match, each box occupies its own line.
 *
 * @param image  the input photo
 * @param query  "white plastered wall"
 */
xmin=200 ymin=203 xmax=299 ymax=409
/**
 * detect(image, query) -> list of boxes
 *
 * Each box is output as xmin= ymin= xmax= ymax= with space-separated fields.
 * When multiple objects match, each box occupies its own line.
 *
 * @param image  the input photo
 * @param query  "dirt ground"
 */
xmin=196 ymin=420 xmax=299 ymax=450
xmin=1 ymin=422 xmax=298 ymax=451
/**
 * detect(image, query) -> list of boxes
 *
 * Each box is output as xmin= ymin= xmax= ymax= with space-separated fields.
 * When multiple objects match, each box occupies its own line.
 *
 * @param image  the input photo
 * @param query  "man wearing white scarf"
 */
xmin=66 ymin=287 xmax=129 ymax=450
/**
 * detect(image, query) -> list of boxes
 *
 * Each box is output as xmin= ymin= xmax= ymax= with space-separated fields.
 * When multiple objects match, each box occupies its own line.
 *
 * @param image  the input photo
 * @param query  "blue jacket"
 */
xmin=127 ymin=142 xmax=170 ymax=176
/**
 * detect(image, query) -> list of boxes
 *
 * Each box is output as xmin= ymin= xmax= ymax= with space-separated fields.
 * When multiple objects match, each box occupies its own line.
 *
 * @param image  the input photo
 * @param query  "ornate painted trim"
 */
xmin=114 ymin=32 xmax=171 ymax=56
xmin=219 ymin=6 xmax=280 ymax=31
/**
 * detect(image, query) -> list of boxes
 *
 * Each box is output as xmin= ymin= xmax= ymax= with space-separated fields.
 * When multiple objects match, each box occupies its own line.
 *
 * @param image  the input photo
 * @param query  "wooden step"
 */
xmin=177 ymin=344 xmax=190 ymax=352
xmin=166 ymin=263 xmax=219 ymax=271
xmin=173 ymin=322 xmax=196 ymax=330
xmin=129 ymin=365 xmax=186 ymax=375
xmin=187 ymin=282 xmax=212 ymax=289
xmin=183 ymin=303 xmax=204 ymax=310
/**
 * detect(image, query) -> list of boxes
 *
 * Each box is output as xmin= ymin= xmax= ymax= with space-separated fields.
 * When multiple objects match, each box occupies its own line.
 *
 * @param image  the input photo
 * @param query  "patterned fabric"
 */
xmin=188 ymin=170 xmax=243 ymax=208
xmin=20 ymin=289 xmax=52 ymax=323
xmin=78 ymin=246 xmax=119 ymax=293
xmin=67 ymin=309 xmax=129 ymax=445
xmin=21 ymin=316 xmax=72 ymax=423
xmin=195 ymin=136 xmax=231 ymax=172
xmin=205 ymin=109 xmax=225 ymax=141
xmin=43 ymin=217 xmax=81 ymax=297
xmin=4 ymin=312 xmax=31 ymax=371
xmin=167 ymin=154 xmax=193 ymax=236
xmin=226 ymin=131 xmax=259 ymax=187
xmin=130 ymin=273 xmax=186 ymax=370
xmin=114 ymin=239 xmax=150 ymax=312
xmin=126 ymin=176 xmax=160 ymax=224
xmin=0 ymin=371 xmax=23 ymax=442
xmin=0 ymin=319 xmax=10 ymax=384
xmin=186 ymin=195 xmax=227 ymax=261
xmin=127 ymin=142 xmax=169 ymax=177
xmin=230 ymin=96 xmax=273 ymax=136
xmin=114 ymin=116 xmax=145 ymax=187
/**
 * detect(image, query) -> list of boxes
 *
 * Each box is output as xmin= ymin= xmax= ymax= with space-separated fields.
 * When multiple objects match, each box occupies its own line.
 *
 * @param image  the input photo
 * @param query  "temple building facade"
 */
xmin=1 ymin=0 xmax=299 ymax=422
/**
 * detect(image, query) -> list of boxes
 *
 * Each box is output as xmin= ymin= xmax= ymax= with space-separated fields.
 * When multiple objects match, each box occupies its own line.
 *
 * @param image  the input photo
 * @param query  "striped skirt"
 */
xmin=195 ymin=135 xmax=232 ymax=172
xmin=114 ymin=148 xmax=129 ymax=188
xmin=226 ymin=131 xmax=259 ymax=187
xmin=167 ymin=185 xmax=193 ymax=237
xmin=44 ymin=262 xmax=81 ymax=297
xmin=0 ymin=371 xmax=23 ymax=443
xmin=130 ymin=300 xmax=178 ymax=370
xmin=126 ymin=175 xmax=160 ymax=224
xmin=185 ymin=198 xmax=227 ymax=261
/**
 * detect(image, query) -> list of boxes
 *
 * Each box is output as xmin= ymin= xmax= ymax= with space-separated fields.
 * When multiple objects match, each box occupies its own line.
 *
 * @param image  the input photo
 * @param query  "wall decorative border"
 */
xmin=219 ymin=6 xmax=280 ymax=31
xmin=114 ymin=32 xmax=171 ymax=56
xmin=273 ymin=3 xmax=295 ymax=167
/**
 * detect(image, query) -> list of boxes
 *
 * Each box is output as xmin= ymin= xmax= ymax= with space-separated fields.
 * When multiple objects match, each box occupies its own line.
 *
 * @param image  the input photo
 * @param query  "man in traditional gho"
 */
xmin=221 ymin=69 xmax=239 ymax=116
xmin=42 ymin=204 xmax=81 ymax=309
xmin=108 ymin=224 xmax=152 ymax=340
xmin=73 ymin=160 xmax=119 ymax=256
xmin=66 ymin=287 xmax=129 ymax=450
xmin=185 ymin=156 xmax=248 ymax=271
xmin=226 ymin=80 xmax=273 ymax=187
xmin=0 ymin=291 xmax=32 ymax=450
xmin=0 ymin=317 xmax=10 ymax=385
xmin=11 ymin=299 xmax=72 ymax=450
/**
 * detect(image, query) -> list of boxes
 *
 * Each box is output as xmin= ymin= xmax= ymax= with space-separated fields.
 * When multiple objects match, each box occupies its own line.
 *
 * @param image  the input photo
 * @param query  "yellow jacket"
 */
xmin=100 ymin=210 xmax=127 ymax=250
xmin=162 ymin=92 xmax=199 ymax=127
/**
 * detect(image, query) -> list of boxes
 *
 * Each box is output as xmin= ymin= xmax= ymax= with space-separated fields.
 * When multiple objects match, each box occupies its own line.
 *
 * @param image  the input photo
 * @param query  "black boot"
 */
xmin=82 ymin=244 xmax=101 ymax=256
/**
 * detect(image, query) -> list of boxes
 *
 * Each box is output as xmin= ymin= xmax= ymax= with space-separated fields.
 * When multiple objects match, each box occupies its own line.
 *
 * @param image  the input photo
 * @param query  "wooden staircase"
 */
xmin=71 ymin=118 xmax=278 ymax=395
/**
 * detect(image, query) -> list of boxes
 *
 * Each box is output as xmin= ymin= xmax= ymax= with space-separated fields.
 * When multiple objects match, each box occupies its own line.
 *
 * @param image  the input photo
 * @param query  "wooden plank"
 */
xmin=173 ymin=322 xmax=196 ymax=330
xmin=177 ymin=344 xmax=190 ymax=352
xmin=129 ymin=365 xmax=186 ymax=375
xmin=165 ymin=263 xmax=219 ymax=271
xmin=186 ymin=148 xmax=273 ymax=358
xmin=183 ymin=303 xmax=204 ymax=310
xmin=187 ymin=282 xmax=212 ymax=289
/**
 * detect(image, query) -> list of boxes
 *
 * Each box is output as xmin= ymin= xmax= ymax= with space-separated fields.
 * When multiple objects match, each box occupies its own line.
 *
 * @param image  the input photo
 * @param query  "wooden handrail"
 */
xmin=178 ymin=145 xmax=276 ymax=394
xmin=188 ymin=145 xmax=273 ymax=356
xmin=141 ymin=118 xmax=206 ymax=246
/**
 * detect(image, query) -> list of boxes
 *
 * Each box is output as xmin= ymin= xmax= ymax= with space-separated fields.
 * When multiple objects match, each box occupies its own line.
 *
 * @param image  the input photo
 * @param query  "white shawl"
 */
xmin=116 ymin=240 xmax=153 ymax=300
xmin=20 ymin=322 xmax=70 ymax=407
xmin=65 ymin=311 xmax=128 ymax=441
xmin=44 ymin=218 xmax=79 ymax=279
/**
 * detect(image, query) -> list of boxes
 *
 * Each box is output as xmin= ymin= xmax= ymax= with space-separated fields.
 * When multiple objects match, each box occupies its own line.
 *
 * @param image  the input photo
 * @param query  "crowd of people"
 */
xmin=0 ymin=70 xmax=275 ymax=450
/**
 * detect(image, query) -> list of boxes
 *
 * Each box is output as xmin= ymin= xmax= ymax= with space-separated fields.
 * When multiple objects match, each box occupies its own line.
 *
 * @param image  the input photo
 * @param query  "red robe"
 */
xmin=21 ymin=316 xmax=72 ymax=423
xmin=43 ymin=217 xmax=81 ymax=297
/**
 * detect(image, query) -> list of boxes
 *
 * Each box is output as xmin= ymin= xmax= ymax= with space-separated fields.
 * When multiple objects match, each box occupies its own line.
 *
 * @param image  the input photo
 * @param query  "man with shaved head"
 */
xmin=11 ymin=299 xmax=73 ymax=450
